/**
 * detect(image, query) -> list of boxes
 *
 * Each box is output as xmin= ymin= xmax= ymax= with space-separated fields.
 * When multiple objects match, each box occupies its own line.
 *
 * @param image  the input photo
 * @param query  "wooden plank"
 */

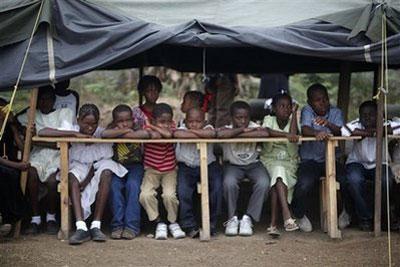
xmin=58 ymin=142 xmax=69 ymax=240
xmin=14 ymin=88 xmax=38 ymax=238
xmin=374 ymin=67 xmax=384 ymax=237
xmin=32 ymin=136 xmax=362 ymax=144
xmin=198 ymin=142 xmax=210 ymax=241
xmin=325 ymin=139 xmax=341 ymax=239
xmin=319 ymin=177 xmax=327 ymax=233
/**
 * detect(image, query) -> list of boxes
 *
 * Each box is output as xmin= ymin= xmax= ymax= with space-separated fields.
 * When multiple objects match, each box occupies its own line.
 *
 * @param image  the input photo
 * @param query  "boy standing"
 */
xmin=292 ymin=83 xmax=345 ymax=232
xmin=174 ymin=108 xmax=222 ymax=237
xmin=139 ymin=103 xmax=186 ymax=240
xmin=102 ymin=104 xmax=150 ymax=239
xmin=219 ymin=101 xmax=270 ymax=236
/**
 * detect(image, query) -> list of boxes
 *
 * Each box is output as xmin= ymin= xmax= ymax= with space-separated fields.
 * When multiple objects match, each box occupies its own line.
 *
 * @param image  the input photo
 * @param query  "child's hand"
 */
xmin=74 ymin=132 xmax=92 ymax=138
xmin=287 ymin=133 xmax=299 ymax=143
xmin=315 ymin=131 xmax=330 ymax=141
xmin=15 ymin=161 xmax=30 ymax=171
xmin=292 ymin=103 xmax=299 ymax=114
xmin=149 ymin=130 xmax=162 ymax=139
xmin=314 ymin=117 xmax=328 ymax=127
xmin=243 ymin=127 xmax=257 ymax=133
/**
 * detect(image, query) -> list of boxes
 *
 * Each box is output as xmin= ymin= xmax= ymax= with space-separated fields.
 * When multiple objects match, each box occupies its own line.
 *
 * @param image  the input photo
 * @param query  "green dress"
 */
xmin=260 ymin=115 xmax=299 ymax=203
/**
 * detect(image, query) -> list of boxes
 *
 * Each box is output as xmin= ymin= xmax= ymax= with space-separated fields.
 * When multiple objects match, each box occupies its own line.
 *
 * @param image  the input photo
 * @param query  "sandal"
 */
xmin=284 ymin=218 xmax=299 ymax=232
xmin=267 ymin=225 xmax=280 ymax=238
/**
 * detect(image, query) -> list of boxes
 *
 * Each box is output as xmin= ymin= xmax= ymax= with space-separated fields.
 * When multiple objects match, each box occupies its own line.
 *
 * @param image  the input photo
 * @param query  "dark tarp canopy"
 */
xmin=0 ymin=0 xmax=400 ymax=91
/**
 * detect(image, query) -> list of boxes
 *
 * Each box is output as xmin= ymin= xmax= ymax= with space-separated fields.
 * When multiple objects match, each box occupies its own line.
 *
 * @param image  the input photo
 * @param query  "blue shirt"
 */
xmin=299 ymin=105 xmax=344 ymax=163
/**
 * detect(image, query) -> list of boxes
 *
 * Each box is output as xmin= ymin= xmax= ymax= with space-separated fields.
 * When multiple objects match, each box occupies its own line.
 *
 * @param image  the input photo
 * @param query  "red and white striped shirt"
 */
xmin=144 ymin=142 xmax=176 ymax=172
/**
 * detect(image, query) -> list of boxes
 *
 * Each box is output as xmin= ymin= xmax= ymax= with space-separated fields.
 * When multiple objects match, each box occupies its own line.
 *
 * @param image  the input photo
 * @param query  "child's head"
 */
xmin=185 ymin=108 xmax=205 ymax=130
xmin=152 ymin=103 xmax=173 ymax=129
xmin=359 ymin=100 xmax=377 ymax=129
xmin=307 ymin=83 xmax=330 ymax=116
xmin=230 ymin=101 xmax=251 ymax=128
xmin=138 ymin=75 xmax=162 ymax=105
xmin=112 ymin=104 xmax=133 ymax=129
xmin=54 ymin=80 xmax=70 ymax=93
xmin=272 ymin=93 xmax=293 ymax=121
xmin=77 ymin=104 xmax=100 ymax=136
xmin=181 ymin=91 xmax=204 ymax=113
xmin=37 ymin=86 xmax=56 ymax=114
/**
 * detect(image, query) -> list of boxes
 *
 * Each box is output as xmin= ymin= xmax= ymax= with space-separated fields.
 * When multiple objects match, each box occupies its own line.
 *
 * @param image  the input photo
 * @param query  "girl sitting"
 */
xmin=67 ymin=104 xmax=128 ymax=245
xmin=260 ymin=93 xmax=300 ymax=237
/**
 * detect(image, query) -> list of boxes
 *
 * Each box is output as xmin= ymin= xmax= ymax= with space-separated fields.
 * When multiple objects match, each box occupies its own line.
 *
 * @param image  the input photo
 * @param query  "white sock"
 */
xmin=31 ymin=216 xmax=41 ymax=225
xmin=90 ymin=220 xmax=101 ymax=229
xmin=76 ymin=220 xmax=88 ymax=231
xmin=46 ymin=213 xmax=56 ymax=222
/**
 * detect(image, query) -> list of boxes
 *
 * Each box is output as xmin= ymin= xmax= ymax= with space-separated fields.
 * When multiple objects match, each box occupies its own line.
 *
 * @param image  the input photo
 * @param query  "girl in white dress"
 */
xmin=67 ymin=104 xmax=127 ymax=245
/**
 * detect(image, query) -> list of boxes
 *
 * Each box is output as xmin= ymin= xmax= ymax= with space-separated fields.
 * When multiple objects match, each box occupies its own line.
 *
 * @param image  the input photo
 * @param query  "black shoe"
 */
xmin=25 ymin=223 xmax=40 ymax=235
xmin=46 ymin=220 xmax=59 ymax=235
xmin=69 ymin=229 xmax=91 ymax=245
xmin=90 ymin=228 xmax=107 ymax=242
xmin=186 ymin=228 xmax=200 ymax=239
xmin=359 ymin=221 xmax=373 ymax=232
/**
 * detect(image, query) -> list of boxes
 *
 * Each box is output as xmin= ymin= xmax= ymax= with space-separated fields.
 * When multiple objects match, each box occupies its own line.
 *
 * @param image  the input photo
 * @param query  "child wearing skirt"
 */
xmin=67 ymin=104 xmax=128 ymax=245
xmin=261 ymin=93 xmax=300 ymax=237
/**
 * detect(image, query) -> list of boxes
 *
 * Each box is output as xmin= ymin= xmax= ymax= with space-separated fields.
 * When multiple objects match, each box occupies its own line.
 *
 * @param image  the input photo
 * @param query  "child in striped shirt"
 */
xmin=139 ymin=103 xmax=185 ymax=240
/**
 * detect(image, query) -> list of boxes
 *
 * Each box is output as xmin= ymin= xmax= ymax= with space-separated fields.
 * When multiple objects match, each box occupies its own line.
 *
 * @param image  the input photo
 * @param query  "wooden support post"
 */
xmin=325 ymin=139 xmax=341 ymax=239
xmin=374 ymin=67 xmax=384 ymax=237
xmin=337 ymin=62 xmax=351 ymax=122
xmin=14 ymin=88 xmax=38 ymax=238
xmin=372 ymin=67 xmax=379 ymax=97
xmin=138 ymin=67 xmax=144 ymax=106
xmin=320 ymin=177 xmax=327 ymax=233
xmin=58 ymin=142 xmax=69 ymax=240
xmin=198 ymin=142 xmax=210 ymax=241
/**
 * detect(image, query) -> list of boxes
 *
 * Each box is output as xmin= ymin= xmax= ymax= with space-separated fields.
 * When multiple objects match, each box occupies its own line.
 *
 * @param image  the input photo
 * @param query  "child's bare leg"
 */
xmin=275 ymin=178 xmax=291 ymax=221
xmin=270 ymin=186 xmax=278 ymax=227
xmin=93 ymin=170 xmax=112 ymax=221
xmin=68 ymin=173 xmax=83 ymax=221
xmin=27 ymin=167 xmax=40 ymax=216
xmin=46 ymin=173 xmax=58 ymax=215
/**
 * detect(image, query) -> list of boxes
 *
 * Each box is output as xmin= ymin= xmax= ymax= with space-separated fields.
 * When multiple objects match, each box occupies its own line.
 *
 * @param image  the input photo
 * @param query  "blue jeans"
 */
xmin=177 ymin=161 xmax=222 ymax=232
xmin=346 ymin=163 xmax=392 ymax=223
xmin=110 ymin=163 xmax=144 ymax=234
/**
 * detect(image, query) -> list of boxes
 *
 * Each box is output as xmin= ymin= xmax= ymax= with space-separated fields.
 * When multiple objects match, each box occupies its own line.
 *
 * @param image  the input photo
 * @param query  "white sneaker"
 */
xmin=297 ymin=215 xmax=313 ymax=232
xmin=338 ymin=209 xmax=351 ymax=229
xmin=239 ymin=215 xmax=253 ymax=236
xmin=224 ymin=216 xmax=239 ymax=236
xmin=155 ymin=222 xmax=168 ymax=240
xmin=168 ymin=223 xmax=186 ymax=239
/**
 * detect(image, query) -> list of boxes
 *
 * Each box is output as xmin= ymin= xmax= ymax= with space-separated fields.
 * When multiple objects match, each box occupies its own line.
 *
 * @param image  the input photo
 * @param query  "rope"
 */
xmin=0 ymin=0 xmax=45 ymax=141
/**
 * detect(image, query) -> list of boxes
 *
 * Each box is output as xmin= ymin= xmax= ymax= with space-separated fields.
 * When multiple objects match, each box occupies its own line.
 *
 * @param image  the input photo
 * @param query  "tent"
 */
xmin=1 ymin=0 xmax=400 ymax=91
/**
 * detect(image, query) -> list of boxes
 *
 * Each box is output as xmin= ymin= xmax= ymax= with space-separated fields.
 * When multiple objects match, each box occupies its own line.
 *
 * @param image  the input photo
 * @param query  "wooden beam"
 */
xmin=374 ymin=66 xmax=384 ymax=237
xmin=337 ymin=62 xmax=351 ymax=122
xmin=198 ymin=142 xmax=210 ymax=241
xmin=325 ymin=139 xmax=341 ymax=238
xmin=139 ymin=67 xmax=144 ymax=106
xmin=372 ymin=67 xmax=379 ymax=97
xmin=14 ymin=88 xmax=38 ymax=238
xmin=58 ymin=142 xmax=69 ymax=240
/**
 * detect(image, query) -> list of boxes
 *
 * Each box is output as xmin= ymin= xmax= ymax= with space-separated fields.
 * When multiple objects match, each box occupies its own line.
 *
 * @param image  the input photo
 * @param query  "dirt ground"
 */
xmin=1 ymin=228 xmax=399 ymax=267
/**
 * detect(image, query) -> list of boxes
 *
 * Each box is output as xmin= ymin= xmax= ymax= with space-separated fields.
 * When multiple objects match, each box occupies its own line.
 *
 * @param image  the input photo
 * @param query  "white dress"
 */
xmin=67 ymin=127 xmax=128 ymax=219
xmin=18 ymin=108 xmax=74 ymax=182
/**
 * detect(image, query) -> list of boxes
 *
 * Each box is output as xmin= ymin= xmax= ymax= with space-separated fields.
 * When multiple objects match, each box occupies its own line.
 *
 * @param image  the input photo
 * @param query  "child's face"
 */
xmin=232 ymin=108 xmax=250 ymax=128
xmin=273 ymin=97 xmax=292 ymax=121
xmin=114 ymin=111 xmax=133 ymax=129
xmin=360 ymin=106 xmax=377 ymax=129
xmin=78 ymin=114 xmax=98 ymax=136
xmin=181 ymin=95 xmax=194 ymax=113
xmin=153 ymin=113 xmax=173 ymax=129
xmin=186 ymin=110 xmax=205 ymax=130
xmin=309 ymin=90 xmax=330 ymax=116
xmin=37 ymin=93 xmax=55 ymax=114
xmin=143 ymin=85 xmax=160 ymax=105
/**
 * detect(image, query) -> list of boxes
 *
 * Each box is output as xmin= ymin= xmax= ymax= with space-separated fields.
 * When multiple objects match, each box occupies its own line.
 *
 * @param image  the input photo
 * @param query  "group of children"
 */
xmin=1 ymin=75 xmax=399 ymax=245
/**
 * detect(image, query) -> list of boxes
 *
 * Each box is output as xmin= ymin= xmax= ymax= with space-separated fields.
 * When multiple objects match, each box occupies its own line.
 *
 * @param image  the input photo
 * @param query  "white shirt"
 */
xmin=175 ymin=124 xmax=216 ymax=167
xmin=18 ymin=108 xmax=74 ymax=132
xmin=54 ymin=93 xmax=78 ymax=118
xmin=341 ymin=119 xmax=393 ymax=169
xmin=222 ymin=121 xmax=260 ymax=166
